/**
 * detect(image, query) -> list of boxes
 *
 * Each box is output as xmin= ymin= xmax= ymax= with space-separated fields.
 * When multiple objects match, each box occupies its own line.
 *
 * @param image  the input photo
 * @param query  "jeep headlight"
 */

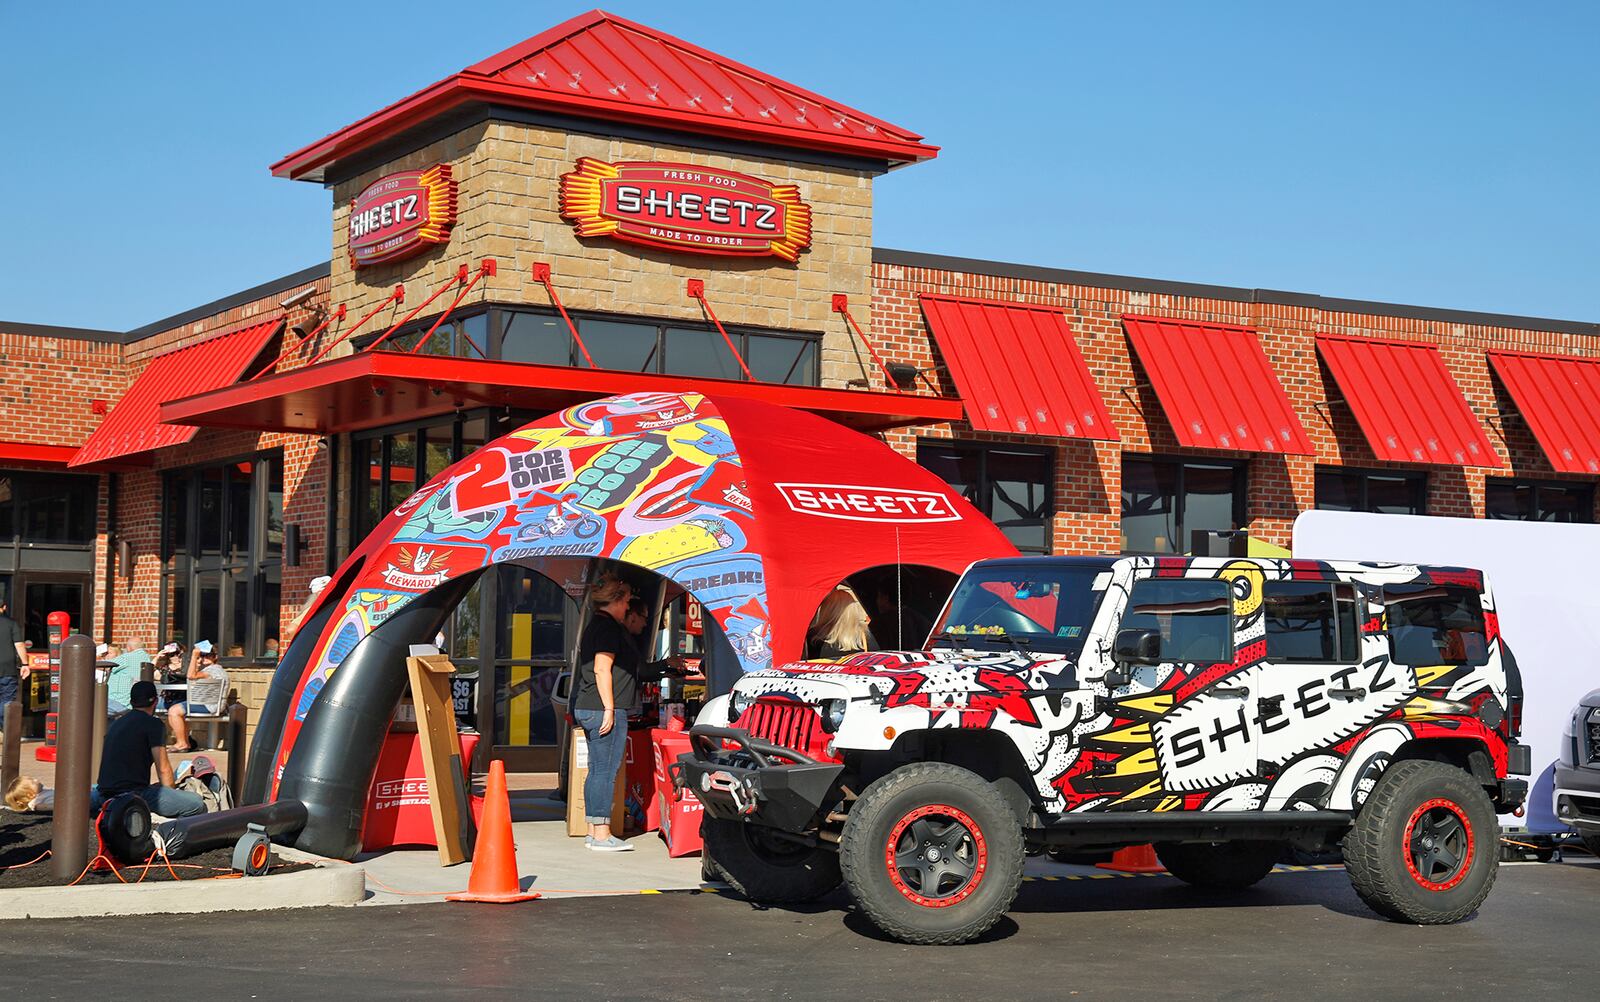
xmin=820 ymin=698 xmax=847 ymax=733
xmin=730 ymin=689 xmax=754 ymax=719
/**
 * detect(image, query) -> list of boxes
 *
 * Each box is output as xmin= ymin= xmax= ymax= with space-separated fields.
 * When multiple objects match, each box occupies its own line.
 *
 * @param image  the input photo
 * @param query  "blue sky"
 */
xmin=2 ymin=2 xmax=1595 ymax=331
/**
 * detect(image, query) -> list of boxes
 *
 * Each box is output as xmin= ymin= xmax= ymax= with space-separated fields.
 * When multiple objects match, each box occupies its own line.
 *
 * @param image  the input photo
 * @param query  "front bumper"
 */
xmin=673 ymin=724 xmax=843 ymax=834
xmin=1553 ymin=761 xmax=1600 ymax=832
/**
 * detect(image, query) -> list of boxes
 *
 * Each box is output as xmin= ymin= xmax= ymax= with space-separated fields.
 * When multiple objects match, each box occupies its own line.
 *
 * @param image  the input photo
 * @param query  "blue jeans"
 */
xmin=0 ymin=675 xmax=18 ymax=718
xmin=572 ymin=708 xmax=628 ymax=825
xmin=90 ymin=783 xmax=206 ymax=818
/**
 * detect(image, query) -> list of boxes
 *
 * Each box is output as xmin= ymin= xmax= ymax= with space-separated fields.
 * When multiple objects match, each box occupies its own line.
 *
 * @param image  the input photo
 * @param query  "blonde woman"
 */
xmin=805 ymin=586 xmax=876 ymax=660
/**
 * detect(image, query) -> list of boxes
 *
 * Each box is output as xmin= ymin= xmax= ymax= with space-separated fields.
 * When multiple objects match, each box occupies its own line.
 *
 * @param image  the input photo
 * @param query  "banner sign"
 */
xmin=559 ymin=158 xmax=812 ymax=261
xmin=348 ymin=164 xmax=458 ymax=267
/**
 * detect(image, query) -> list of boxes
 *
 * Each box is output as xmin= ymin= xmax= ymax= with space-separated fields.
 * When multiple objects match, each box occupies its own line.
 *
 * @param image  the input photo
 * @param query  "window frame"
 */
xmin=1120 ymin=455 xmax=1248 ymax=555
xmin=357 ymin=304 xmax=822 ymax=386
xmin=1261 ymin=580 xmax=1362 ymax=665
xmin=916 ymin=440 xmax=1055 ymax=554
xmin=1485 ymin=477 xmax=1595 ymax=523
xmin=1313 ymin=466 xmax=1428 ymax=516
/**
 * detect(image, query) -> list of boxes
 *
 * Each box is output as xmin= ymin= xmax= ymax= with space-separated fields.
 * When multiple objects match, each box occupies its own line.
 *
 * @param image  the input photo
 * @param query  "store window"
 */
xmin=917 ymin=442 xmax=1053 ymax=553
xmin=161 ymin=453 xmax=284 ymax=661
xmin=1315 ymin=468 xmax=1427 ymax=515
xmin=1121 ymin=457 xmax=1245 ymax=554
xmin=0 ymin=471 xmax=99 ymax=651
xmin=0 ymin=472 xmax=97 ymax=546
xmin=353 ymin=414 xmax=497 ymax=543
xmin=1485 ymin=479 xmax=1594 ymax=522
xmin=493 ymin=307 xmax=821 ymax=386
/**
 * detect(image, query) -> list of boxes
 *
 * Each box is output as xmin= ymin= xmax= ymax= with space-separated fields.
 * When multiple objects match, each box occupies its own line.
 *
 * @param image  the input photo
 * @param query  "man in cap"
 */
xmin=93 ymin=680 xmax=205 ymax=817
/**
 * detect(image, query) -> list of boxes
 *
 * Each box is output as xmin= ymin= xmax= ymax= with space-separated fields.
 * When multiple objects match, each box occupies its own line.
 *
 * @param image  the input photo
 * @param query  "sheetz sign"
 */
xmin=348 ymin=164 xmax=458 ymax=267
xmin=560 ymin=158 xmax=812 ymax=261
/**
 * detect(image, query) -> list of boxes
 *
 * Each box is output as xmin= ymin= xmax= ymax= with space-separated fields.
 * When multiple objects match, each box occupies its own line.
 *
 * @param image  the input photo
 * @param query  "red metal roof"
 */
xmin=273 ymin=10 xmax=937 ymax=181
xmin=919 ymin=295 xmax=1117 ymax=439
xmin=1316 ymin=335 xmax=1501 ymax=468
xmin=69 ymin=319 xmax=282 ymax=468
xmin=1487 ymin=349 xmax=1600 ymax=474
xmin=1121 ymin=315 xmax=1312 ymax=454
xmin=158 ymin=351 xmax=964 ymax=437
xmin=0 ymin=442 xmax=79 ymax=468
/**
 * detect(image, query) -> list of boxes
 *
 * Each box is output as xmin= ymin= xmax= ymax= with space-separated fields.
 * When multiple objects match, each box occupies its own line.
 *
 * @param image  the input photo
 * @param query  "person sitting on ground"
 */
xmin=167 ymin=640 xmax=227 ymax=753
xmin=805 ymin=586 xmax=876 ymax=660
xmin=93 ymin=680 xmax=205 ymax=818
xmin=4 ymin=775 xmax=52 ymax=812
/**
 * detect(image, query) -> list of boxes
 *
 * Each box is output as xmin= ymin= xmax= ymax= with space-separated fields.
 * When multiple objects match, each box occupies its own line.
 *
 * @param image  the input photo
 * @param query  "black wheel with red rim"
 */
xmin=840 ymin=763 xmax=1023 ymax=945
xmin=1343 ymin=760 xmax=1499 ymax=924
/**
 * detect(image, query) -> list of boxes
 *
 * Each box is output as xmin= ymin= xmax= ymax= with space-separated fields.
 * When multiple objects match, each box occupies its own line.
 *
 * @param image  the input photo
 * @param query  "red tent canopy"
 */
xmin=268 ymin=391 xmax=1015 ymax=782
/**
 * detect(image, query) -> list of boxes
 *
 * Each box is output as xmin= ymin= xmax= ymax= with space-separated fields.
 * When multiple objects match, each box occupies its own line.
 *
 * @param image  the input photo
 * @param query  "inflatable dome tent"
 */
xmin=243 ymin=390 xmax=1016 ymax=858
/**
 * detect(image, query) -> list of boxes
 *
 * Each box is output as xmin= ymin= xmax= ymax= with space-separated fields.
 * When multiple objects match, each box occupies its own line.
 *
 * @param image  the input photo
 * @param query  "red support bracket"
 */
xmin=832 ymin=294 xmax=901 ymax=393
xmin=406 ymin=259 xmax=495 ymax=356
xmin=253 ymin=303 xmax=347 ymax=380
xmin=306 ymin=285 xmax=407 ymax=367
xmin=686 ymin=280 xmax=754 ymax=381
xmin=531 ymin=262 xmax=595 ymax=368
xmin=366 ymin=267 xmax=473 ymax=353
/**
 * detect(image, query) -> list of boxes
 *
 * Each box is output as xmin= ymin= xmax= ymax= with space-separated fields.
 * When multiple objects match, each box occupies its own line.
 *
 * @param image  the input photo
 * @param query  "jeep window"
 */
xmin=1120 ymin=579 xmax=1232 ymax=663
xmin=1383 ymin=584 xmax=1490 ymax=667
xmin=932 ymin=564 xmax=1106 ymax=656
xmin=1263 ymin=582 xmax=1361 ymax=662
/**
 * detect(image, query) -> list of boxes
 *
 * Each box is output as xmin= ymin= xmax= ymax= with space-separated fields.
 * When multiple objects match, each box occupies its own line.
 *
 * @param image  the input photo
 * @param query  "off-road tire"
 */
xmin=702 ymin=818 xmax=841 ymax=903
xmin=1154 ymin=840 xmax=1282 ymax=890
xmin=1343 ymin=760 xmax=1498 ymax=924
xmin=839 ymin=762 xmax=1024 ymax=945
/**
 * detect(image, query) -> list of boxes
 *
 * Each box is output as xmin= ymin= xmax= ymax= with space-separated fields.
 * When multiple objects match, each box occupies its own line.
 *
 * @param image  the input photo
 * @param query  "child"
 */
xmin=4 ymin=775 xmax=53 ymax=812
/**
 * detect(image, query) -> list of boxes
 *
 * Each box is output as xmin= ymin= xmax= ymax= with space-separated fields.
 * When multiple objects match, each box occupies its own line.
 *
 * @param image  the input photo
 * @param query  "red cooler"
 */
xmin=652 ymin=726 xmax=703 ymax=857
xmin=362 ymin=731 xmax=482 ymax=851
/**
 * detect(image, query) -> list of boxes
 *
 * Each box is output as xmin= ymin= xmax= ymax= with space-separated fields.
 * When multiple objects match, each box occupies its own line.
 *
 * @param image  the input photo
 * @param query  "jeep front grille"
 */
xmin=736 ymin=699 xmax=822 ymax=756
xmin=1587 ymin=720 xmax=1600 ymax=765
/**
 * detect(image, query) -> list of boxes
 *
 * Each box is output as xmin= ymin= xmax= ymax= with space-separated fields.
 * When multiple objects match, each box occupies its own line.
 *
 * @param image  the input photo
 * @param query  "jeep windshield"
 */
xmin=930 ymin=561 xmax=1110 ymax=657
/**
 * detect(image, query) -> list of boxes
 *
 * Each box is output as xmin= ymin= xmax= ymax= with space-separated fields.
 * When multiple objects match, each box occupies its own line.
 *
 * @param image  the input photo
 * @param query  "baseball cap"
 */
xmin=95 ymin=643 xmax=109 ymax=658
xmin=130 ymin=680 xmax=158 ymax=708
xmin=194 ymin=640 xmax=214 ymax=654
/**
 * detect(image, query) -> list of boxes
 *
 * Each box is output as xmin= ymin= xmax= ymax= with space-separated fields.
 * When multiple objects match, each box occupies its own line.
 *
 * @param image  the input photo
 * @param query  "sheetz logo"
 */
xmin=560 ymin=159 xmax=812 ymax=261
xmin=348 ymin=165 xmax=458 ymax=268
xmin=775 ymin=483 xmax=960 ymax=523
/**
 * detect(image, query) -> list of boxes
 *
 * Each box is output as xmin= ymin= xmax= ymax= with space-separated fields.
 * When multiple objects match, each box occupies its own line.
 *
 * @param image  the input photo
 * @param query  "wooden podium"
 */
xmin=405 ymin=654 xmax=475 ymax=865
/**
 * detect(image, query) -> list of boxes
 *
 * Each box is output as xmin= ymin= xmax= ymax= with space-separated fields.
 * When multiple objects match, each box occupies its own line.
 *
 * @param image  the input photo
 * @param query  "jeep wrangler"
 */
xmin=676 ymin=556 xmax=1531 ymax=944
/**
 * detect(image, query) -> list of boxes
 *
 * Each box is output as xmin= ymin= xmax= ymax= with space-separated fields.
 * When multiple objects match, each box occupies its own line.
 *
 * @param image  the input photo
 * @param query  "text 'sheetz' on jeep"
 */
xmin=675 ymin=556 xmax=1532 ymax=944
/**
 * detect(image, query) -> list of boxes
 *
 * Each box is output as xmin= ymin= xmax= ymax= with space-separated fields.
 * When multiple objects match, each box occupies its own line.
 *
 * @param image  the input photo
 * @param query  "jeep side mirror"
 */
xmin=1115 ymin=628 xmax=1161 ymax=664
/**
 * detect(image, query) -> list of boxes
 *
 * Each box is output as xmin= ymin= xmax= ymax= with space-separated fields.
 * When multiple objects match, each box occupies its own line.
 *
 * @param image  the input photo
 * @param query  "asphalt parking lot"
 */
xmin=11 ymin=858 xmax=1600 ymax=1000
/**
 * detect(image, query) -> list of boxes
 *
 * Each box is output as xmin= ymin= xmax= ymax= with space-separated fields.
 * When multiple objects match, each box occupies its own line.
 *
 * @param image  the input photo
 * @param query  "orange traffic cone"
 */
xmin=1097 ymin=844 xmax=1166 ymax=874
xmin=446 ymin=761 xmax=540 ymax=903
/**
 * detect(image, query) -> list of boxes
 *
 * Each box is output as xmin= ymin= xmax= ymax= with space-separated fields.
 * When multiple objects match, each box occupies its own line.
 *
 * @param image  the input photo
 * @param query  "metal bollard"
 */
xmin=92 ymin=662 xmax=110 ymax=782
xmin=1 ymin=701 xmax=21 ymax=793
xmin=226 ymin=703 xmax=249 ymax=799
xmin=50 ymin=635 xmax=96 ymax=880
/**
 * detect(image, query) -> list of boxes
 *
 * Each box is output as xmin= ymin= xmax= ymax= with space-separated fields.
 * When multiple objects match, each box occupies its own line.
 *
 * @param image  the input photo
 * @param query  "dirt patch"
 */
xmin=0 ymin=811 xmax=312 ymax=889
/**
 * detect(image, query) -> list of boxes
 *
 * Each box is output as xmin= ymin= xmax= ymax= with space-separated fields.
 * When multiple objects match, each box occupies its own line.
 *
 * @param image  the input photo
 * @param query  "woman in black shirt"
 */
xmin=570 ymin=577 xmax=649 ymax=852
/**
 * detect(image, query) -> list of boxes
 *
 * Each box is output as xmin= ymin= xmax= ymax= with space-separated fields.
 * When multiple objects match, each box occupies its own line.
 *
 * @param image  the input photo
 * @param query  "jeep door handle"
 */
xmin=1211 ymin=686 xmax=1250 ymax=699
xmin=1330 ymin=687 xmax=1367 ymax=700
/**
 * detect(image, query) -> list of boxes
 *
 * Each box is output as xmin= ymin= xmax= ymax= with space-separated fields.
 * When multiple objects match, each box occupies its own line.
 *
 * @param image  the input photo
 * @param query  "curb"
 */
xmin=0 ymin=864 xmax=366 ymax=921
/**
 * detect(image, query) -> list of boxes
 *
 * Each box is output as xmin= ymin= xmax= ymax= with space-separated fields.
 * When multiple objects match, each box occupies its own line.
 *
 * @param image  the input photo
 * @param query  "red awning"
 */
xmin=0 ymin=442 xmax=80 ymax=468
xmin=919 ymin=295 xmax=1117 ymax=440
xmin=1122 ymin=315 xmax=1312 ymax=454
xmin=1488 ymin=350 xmax=1600 ymax=475
xmin=69 ymin=318 xmax=282 ymax=468
xmin=1316 ymin=335 xmax=1501 ymax=468
xmin=158 ymin=351 xmax=965 ymax=436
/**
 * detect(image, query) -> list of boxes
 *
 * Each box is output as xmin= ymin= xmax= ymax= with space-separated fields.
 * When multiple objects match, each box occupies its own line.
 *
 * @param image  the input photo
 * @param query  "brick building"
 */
xmin=4 ymin=10 xmax=1596 ymax=760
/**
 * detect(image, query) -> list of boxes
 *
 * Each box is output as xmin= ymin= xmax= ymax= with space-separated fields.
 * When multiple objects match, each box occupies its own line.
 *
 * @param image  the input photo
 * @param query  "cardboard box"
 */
xmin=565 ymin=727 xmax=626 ymax=837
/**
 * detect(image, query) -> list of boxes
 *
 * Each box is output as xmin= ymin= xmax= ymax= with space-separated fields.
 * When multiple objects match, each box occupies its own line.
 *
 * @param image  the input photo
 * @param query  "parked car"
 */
xmin=1554 ymin=688 xmax=1600 ymax=855
xmin=677 ymin=555 xmax=1530 ymax=944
